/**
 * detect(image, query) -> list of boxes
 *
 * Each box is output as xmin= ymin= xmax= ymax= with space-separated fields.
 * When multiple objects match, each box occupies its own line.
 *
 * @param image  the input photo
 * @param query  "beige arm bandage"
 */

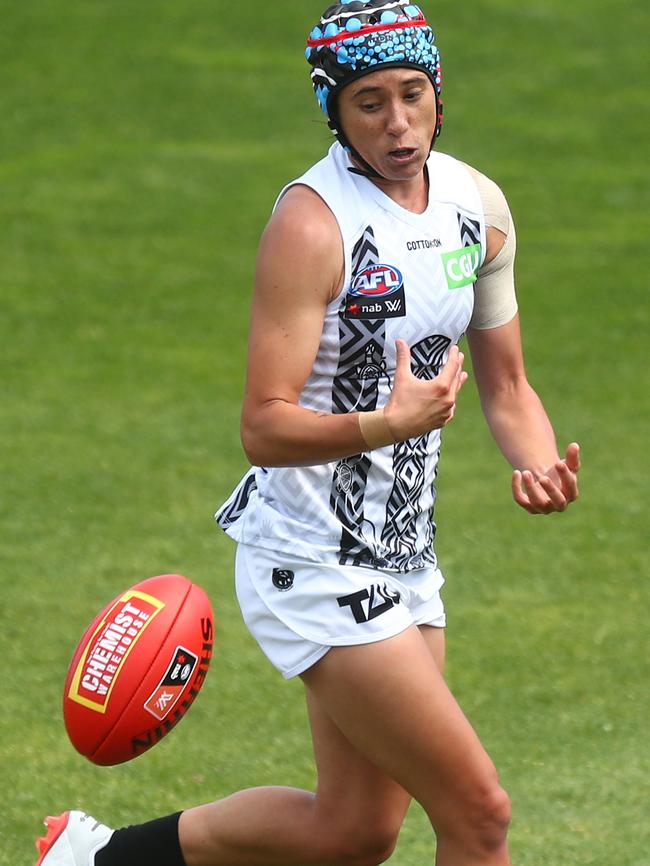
xmin=463 ymin=165 xmax=519 ymax=330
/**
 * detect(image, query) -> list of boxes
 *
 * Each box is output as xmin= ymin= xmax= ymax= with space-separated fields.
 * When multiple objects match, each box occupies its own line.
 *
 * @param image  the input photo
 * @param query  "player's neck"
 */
xmin=370 ymin=168 xmax=429 ymax=214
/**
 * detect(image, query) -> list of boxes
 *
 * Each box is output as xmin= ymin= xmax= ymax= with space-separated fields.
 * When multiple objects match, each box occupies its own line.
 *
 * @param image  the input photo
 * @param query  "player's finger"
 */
xmin=455 ymin=371 xmax=469 ymax=398
xmin=511 ymin=470 xmax=537 ymax=514
xmin=537 ymin=474 xmax=569 ymax=512
xmin=520 ymin=470 xmax=555 ymax=514
xmin=393 ymin=339 xmax=412 ymax=383
xmin=453 ymin=353 xmax=468 ymax=395
xmin=564 ymin=442 xmax=581 ymax=474
xmin=436 ymin=345 xmax=461 ymax=385
xmin=555 ymin=460 xmax=579 ymax=502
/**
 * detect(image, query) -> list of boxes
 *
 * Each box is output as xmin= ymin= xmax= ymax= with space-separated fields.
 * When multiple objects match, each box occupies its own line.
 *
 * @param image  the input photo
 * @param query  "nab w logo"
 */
xmin=441 ymin=243 xmax=482 ymax=290
xmin=337 ymin=583 xmax=402 ymax=624
xmin=345 ymin=263 xmax=407 ymax=320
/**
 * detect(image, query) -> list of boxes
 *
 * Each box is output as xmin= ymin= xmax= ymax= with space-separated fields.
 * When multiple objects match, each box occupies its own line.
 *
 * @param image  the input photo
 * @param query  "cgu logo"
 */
xmin=350 ymin=264 xmax=403 ymax=297
xmin=442 ymin=243 xmax=482 ymax=290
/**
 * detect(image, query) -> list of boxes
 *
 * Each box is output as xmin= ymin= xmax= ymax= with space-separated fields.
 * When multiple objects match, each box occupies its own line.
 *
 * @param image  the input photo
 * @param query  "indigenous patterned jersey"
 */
xmin=216 ymin=143 xmax=486 ymax=573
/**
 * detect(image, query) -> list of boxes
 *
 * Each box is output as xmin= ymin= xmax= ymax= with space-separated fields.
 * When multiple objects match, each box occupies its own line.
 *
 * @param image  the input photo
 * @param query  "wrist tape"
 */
xmin=358 ymin=408 xmax=396 ymax=451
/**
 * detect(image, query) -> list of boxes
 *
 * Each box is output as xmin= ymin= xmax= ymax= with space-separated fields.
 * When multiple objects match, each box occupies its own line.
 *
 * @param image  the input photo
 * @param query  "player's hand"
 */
xmin=511 ymin=442 xmax=581 ymax=514
xmin=384 ymin=340 xmax=468 ymax=441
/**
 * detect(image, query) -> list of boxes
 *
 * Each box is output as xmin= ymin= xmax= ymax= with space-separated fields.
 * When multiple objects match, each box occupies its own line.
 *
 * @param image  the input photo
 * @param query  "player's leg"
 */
xmin=416 ymin=625 xmax=510 ymax=864
xmin=38 ymin=732 xmax=410 ymax=866
xmin=302 ymin=624 xmax=512 ymax=866
xmin=35 ymin=625 xmax=506 ymax=866
xmin=302 ymin=685 xmax=412 ymax=864
xmin=177 ymin=688 xmax=412 ymax=866
xmin=175 ymin=545 xmax=410 ymax=865
xmin=418 ymin=622 xmax=446 ymax=672
xmin=178 ymin=627 xmax=447 ymax=865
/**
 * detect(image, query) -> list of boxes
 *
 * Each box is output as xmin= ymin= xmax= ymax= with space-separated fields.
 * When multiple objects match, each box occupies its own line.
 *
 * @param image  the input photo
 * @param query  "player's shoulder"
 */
xmin=460 ymin=162 xmax=508 ymax=204
xmin=459 ymin=161 xmax=512 ymax=235
xmin=257 ymin=184 xmax=343 ymax=298
xmin=275 ymin=182 xmax=338 ymax=221
xmin=263 ymin=183 xmax=341 ymax=257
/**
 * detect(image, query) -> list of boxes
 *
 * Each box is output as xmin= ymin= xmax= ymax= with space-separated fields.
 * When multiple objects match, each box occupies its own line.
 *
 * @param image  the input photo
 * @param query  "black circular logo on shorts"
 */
xmin=272 ymin=568 xmax=295 ymax=591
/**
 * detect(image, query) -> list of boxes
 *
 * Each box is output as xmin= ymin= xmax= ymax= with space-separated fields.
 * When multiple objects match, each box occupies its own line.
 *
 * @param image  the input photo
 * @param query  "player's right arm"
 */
xmin=240 ymin=185 xmax=466 ymax=467
xmin=241 ymin=184 xmax=362 ymax=467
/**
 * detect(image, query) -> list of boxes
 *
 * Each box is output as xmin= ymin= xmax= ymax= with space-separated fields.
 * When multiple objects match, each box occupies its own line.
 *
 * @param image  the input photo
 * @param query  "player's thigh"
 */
xmin=305 ymin=685 xmax=411 ymax=839
xmin=418 ymin=623 xmax=446 ymax=673
xmin=303 ymin=626 xmax=443 ymax=830
xmin=301 ymin=625 xmax=501 ymax=829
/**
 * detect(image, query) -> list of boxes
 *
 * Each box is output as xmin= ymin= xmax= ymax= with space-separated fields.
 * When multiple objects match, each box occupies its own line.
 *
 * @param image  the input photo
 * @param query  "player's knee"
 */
xmin=466 ymin=783 xmax=512 ymax=854
xmin=432 ymin=780 xmax=511 ymax=858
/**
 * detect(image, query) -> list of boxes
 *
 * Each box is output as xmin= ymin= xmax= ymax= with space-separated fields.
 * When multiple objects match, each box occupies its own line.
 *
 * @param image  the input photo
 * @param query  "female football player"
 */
xmin=36 ymin=3 xmax=580 ymax=865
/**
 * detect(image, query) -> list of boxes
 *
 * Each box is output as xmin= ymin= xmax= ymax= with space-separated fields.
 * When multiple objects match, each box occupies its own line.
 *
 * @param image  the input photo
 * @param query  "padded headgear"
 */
xmin=306 ymin=1 xmax=443 ymax=153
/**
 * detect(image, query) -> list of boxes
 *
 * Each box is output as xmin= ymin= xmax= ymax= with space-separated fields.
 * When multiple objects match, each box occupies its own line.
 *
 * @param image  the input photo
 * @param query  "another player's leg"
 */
xmin=302 ymin=624 xmax=512 ymax=866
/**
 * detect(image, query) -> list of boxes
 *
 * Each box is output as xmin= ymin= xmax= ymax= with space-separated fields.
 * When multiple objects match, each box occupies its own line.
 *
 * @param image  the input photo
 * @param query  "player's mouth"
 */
xmin=387 ymin=147 xmax=418 ymax=164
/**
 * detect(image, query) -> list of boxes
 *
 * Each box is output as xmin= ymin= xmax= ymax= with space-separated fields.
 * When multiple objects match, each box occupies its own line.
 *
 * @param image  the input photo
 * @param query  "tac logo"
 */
xmin=350 ymin=264 xmax=403 ymax=297
xmin=441 ymin=243 xmax=482 ymax=290
xmin=337 ymin=583 xmax=402 ymax=624
xmin=345 ymin=264 xmax=407 ymax=320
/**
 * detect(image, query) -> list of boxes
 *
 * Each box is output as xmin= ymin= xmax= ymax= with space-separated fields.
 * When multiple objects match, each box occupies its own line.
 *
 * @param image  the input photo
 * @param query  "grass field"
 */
xmin=1 ymin=1 xmax=648 ymax=864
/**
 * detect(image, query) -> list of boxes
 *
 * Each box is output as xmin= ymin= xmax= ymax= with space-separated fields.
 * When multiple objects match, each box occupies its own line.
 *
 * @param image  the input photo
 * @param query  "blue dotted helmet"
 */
xmin=306 ymin=1 xmax=443 ymax=151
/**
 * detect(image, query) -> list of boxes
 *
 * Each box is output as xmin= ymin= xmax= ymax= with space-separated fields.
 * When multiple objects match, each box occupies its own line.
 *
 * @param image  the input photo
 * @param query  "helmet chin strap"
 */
xmin=348 ymin=162 xmax=383 ymax=179
xmin=343 ymin=144 xmax=383 ymax=180
xmin=327 ymin=119 xmax=384 ymax=179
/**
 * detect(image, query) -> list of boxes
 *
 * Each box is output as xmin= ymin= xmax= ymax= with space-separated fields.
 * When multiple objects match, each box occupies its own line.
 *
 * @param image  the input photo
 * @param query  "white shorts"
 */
xmin=235 ymin=542 xmax=447 ymax=679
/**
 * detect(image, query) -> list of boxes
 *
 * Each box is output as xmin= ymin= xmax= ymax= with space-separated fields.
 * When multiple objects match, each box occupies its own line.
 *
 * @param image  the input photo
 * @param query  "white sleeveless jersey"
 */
xmin=216 ymin=143 xmax=486 ymax=573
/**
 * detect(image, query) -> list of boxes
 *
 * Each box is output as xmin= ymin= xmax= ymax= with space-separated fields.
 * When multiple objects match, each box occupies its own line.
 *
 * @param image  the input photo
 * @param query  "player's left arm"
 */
xmin=466 ymin=218 xmax=580 ymax=514
xmin=467 ymin=312 xmax=580 ymax=515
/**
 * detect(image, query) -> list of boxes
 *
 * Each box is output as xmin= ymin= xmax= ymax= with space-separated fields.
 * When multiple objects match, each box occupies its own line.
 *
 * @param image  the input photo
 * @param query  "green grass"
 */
xmin=1 ymin=1 xmax=648 ymax=863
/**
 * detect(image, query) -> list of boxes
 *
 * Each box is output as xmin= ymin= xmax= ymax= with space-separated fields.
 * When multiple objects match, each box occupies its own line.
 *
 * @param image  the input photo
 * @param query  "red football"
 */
xmin=63 ymin=574 xmax=214 ymax=766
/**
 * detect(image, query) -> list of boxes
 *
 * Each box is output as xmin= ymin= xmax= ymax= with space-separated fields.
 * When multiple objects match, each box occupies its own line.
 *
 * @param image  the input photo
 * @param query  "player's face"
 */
xmin=337 ymin=68 xmax=437 ymax=184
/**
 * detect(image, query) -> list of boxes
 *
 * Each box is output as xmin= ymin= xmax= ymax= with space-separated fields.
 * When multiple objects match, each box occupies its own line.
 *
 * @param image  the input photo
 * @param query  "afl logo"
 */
xmin=350 ymin=264 xmax=403 ymax=298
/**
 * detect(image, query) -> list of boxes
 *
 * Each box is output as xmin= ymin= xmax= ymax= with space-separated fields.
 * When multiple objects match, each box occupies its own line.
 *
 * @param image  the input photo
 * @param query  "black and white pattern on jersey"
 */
xmin=380 ymin=334 xmax=451 ymax=571
xmin=458 ymin=213 xmax=481 ymax=249
xmin=215 ymin=468 xmax=258 ymax=529
xmin=330 ymin=226 xmax=387 ymax=568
